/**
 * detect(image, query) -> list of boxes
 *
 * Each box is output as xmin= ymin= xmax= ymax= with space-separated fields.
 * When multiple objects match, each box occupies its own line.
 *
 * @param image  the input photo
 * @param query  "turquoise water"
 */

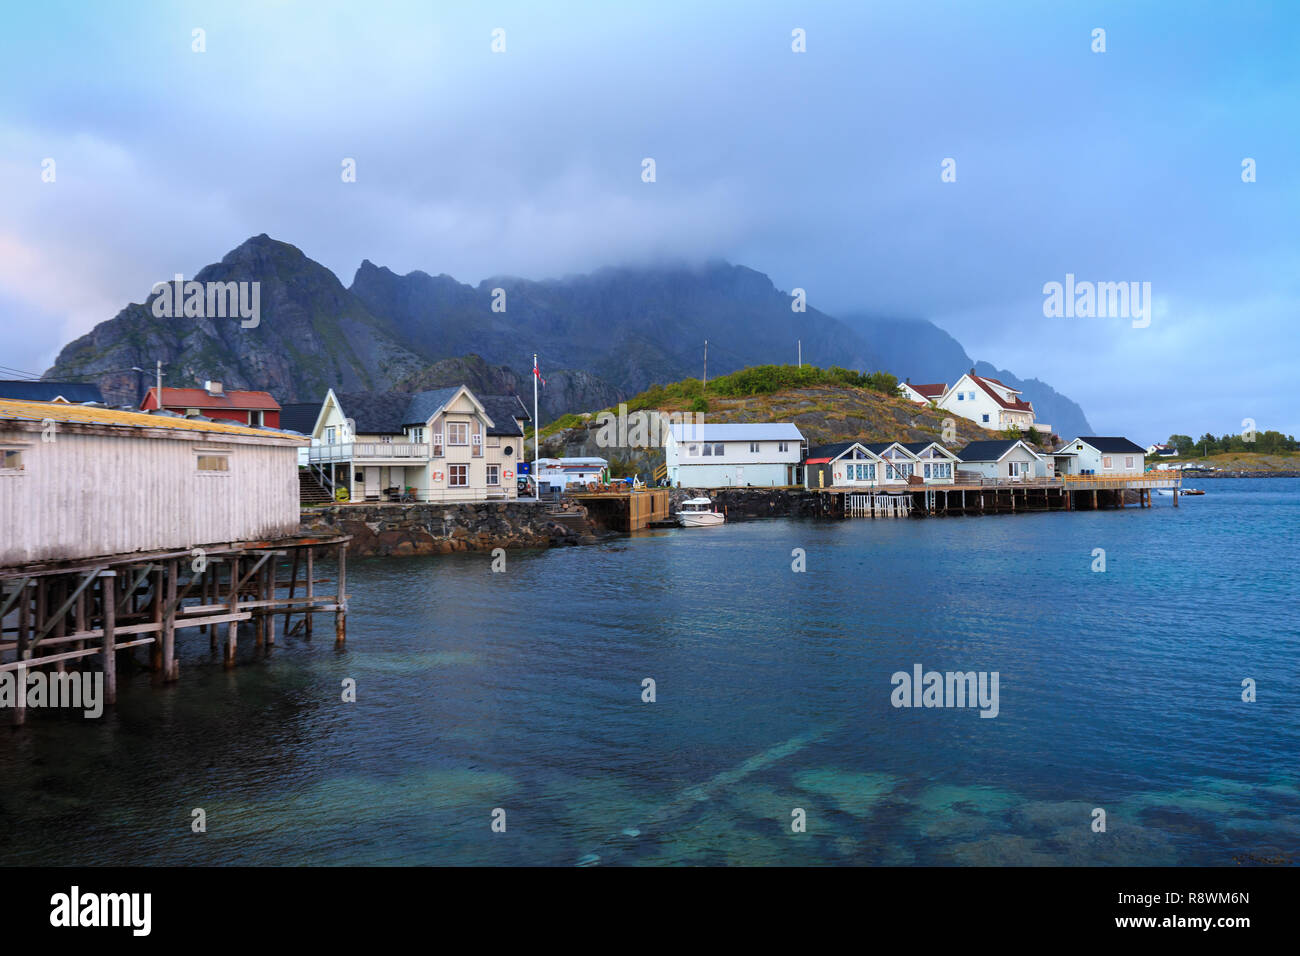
xmin=2 ymin=478 xmax=1297 ymax=865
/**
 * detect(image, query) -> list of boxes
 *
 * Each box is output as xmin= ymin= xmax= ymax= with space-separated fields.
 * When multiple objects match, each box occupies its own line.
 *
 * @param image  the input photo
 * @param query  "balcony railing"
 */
xmin=308 ymin=442 xmax=431 ymax=462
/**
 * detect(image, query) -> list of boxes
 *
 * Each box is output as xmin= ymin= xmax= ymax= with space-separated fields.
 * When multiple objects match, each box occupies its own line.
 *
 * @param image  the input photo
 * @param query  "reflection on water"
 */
xmin=2 ymin=479 xmax=1297 ymax=865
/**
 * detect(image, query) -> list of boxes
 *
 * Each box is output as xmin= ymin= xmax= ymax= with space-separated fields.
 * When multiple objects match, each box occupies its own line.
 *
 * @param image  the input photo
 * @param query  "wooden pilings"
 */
xmin=0 ymin=535 xmax=351 ymax=726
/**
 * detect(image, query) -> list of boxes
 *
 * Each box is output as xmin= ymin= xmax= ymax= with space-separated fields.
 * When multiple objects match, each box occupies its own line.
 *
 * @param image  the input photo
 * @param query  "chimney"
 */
xmin=204 ymin=380 xmax=223 ymax=396
xmin=969 ymin=368 xmax=976 ymax=377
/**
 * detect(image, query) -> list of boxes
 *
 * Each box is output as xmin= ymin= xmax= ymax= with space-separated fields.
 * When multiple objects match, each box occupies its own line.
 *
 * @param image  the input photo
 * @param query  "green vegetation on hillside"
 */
xmin=1165 ymin=431 xmax=1298 ymax=456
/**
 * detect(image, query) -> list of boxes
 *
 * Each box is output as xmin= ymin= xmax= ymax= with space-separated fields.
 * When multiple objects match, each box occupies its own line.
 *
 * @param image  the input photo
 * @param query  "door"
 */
xmin=364 ymin=466 xmax=380 ymax=498
xmin=735 ymin=465 xmax=744 ymax=485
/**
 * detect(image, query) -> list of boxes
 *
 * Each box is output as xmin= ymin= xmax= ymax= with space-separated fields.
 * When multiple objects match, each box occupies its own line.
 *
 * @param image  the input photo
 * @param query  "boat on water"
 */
xmin=1154 ymin=489 xmax=1175 ymax=497
xmin=677 ymin=497 xmax=725 ymax=527
xmin=1180 ymin=488 xmax=1205 ymax=496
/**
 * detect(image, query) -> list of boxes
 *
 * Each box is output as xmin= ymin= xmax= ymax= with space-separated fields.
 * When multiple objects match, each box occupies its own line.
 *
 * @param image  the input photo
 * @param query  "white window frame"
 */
xmin=486 ymin=464 xmax=500 ymax=486
xmin=449 ymin=464 xmax=468 ymax=487
xmin=447 ymin=421 xmax=469 ymax=445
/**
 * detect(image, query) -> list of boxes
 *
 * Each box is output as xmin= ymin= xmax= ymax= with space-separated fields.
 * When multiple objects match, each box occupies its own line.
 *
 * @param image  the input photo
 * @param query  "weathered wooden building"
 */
xmin=0 ymin=399 xmax=302 ymax=566
xmin=1 ymin=400 xmax=349 ymax=725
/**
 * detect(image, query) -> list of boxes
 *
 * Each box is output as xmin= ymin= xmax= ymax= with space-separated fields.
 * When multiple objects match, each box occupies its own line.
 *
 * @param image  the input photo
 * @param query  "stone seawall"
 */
xmin=300 ymin=500 xmax=597 ymax=556
xmin=669 ymin=487 xmax=818 ymax=520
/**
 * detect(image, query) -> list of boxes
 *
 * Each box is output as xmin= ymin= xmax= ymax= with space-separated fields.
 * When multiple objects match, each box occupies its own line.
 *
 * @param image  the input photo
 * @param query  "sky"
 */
xmin=1 ymin=0 xmax=1296 ymax=442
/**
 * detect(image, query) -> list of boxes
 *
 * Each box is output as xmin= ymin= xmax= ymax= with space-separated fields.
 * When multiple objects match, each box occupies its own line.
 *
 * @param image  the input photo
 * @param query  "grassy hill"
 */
xmin=534 ymin=364 xmax=1012 ymax=474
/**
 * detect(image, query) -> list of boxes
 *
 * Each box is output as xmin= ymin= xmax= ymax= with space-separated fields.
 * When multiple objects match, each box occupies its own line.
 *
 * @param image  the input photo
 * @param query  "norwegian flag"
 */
xmin=533 ymin=359 xmax=545 ymax=387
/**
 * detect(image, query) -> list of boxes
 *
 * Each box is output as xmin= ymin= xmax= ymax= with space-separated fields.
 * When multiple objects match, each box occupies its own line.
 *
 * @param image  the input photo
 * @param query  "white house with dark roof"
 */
xmin=955 ymin=438 xmax=1047 ymax=480
xmin=900 ymin=441 xmax=961 ymax=484
xmin=1053 ymin=437 xmax=1146 ymax=476
xmin=938 ymin=370 xmax=1049 ymax=435
xmin=803 ymin=441 xmax=881 ymax=489
xmin=666 ymin=422 xmax=804 ymax=487
xmin=307 ymin=386 xmax=529 ymax=502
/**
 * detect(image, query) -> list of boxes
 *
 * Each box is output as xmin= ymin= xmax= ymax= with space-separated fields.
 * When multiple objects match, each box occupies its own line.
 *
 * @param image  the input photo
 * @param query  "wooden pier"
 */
xmin=817 ymin=473 xmax=1183 ymax=518
xmin=0 ymin=534 xmax=350 ymax=726
xmin=570 ymin=488 xmax=672 ymax=531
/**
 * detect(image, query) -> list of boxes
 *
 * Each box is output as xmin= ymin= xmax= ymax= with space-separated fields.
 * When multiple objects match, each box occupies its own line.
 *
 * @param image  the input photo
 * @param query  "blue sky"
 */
xmin=1 ymin=0 xmax=1296 ymax=441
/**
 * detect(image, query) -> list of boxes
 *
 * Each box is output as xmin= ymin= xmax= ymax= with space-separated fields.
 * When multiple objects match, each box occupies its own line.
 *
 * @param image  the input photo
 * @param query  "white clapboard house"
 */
xmin=1051 ymin=437 xmax=1147 ymax=477
xmin=665 ymin=423 xmax=805 ymax=487
xmin=307 ymin=386 xmax=530 ymax=502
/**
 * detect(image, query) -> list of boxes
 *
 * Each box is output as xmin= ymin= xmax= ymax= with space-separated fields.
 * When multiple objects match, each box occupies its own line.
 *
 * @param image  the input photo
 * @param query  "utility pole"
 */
xmin=156 ymin=360 xmax=163 ymax=404
xmin=703 ymin=340 xmax=708 ymax=389
xmin=798 ymin=339 xmax=802 ymax=368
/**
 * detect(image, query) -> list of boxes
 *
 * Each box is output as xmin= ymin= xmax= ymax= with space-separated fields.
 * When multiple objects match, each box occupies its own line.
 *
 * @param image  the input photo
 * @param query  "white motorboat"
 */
xmin=676 ymin=497 xmax=725 ymax=527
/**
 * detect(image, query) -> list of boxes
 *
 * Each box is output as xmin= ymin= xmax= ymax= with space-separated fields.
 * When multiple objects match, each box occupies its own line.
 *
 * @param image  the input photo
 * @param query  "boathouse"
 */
xmin=954 ymin=439 xmax=1046 ymax=480
xmin=0 ymin=399 xmax=304 ymax=566
xmin=900 ymin=441 xmax=961 ymax=484
xmin=1 ymin=398 xmax=351 ymax=724
xmin=1052 ymin=437 xmax=1146 ymax=476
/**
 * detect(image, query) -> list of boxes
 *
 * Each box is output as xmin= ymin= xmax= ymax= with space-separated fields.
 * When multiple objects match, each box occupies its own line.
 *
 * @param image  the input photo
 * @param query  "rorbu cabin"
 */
xmin=860 ymin=442 xmax=924 ymax=486
xmin=0 ymin=399 xmax=305 ymax=567
xmin=804 ymin=442 xmax=881 ymax=490
xmin=954 ymin=439 xmax=1046 ymax=481
xmin=900 ymin=442 xmax=960 ymax=484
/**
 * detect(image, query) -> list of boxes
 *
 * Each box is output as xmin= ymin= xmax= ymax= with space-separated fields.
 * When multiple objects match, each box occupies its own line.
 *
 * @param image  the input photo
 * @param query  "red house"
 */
xmin=140 ymin=381 xmax=281 ymax=428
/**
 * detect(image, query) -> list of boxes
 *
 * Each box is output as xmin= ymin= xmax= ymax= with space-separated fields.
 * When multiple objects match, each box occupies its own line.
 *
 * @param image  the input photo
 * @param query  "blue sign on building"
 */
xmin=517 ymin=462 xmax=530 ymax=475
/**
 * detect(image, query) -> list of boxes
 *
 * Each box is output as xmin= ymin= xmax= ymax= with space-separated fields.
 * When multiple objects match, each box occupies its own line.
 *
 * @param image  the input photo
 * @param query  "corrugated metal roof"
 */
xmin=0 ymin=398 xmax=303 ymax=441
xmin=669 ymin=422 xmax=803 ymax=442
xmin=146 ymin=386 xmax=281 ymax=410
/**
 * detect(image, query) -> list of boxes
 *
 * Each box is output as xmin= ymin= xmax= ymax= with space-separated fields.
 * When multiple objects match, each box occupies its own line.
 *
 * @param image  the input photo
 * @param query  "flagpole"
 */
xmin=533 ymin=352 xmax=540 ymax=501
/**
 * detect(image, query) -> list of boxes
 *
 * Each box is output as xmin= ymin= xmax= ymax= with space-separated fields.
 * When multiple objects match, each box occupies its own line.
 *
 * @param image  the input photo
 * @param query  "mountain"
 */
xmin=348 ymin=258 xmax=883 ymax=399
xmin=45 ymin=235 xmax=428 ymax=406
xmin=837 ymin=313 xmax=1094 ymax=439
xmin=44 ymin=235 xmax=1093 ymax=433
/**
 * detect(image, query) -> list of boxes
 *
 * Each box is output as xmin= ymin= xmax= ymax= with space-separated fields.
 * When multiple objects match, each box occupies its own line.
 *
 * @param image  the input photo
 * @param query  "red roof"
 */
xmin=968 ymin=373 xmax=1032 ymax=412
xmin=909 ymin=383 xmax=946 ymax=398
xmin=146 ymin=387 xmax=281 ymax=411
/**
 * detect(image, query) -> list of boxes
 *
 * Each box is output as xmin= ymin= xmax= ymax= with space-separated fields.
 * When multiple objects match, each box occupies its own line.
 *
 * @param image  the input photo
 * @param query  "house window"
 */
xmin=486 ymin=464 xmax=500 ymax=486
xmin=778 ymin=441 xmax=789 ymax=453
xmin=712 ymin=443 xmax=724 ymax=456
xmin=325 ymin=426 xmax=336 ymax=444
xmin=1 ymin=448 xmax=24 ymax=471
xmin=688 ymin=444 xmax=699 ymax=456
xmin=957 ymin=393 xmax=963 ymax=401
xmin=197 ymin=454 xmax=230 ymax=473
xmin=981 ymin=414 xmax=990 ymax=423
xmin=410 ymin=426 xmax=425 ymax=444
xmin=1102 ymin=456 xmax=1113 ymax=469
xmin=380 ymin=435 xmax=393 ymax=444
xmin=432 ymin=432 xmax=444 ymax=456
xmin=249 ymin=410 xmax=264 ymax=426
xmin=447 ymin=422 xmax=469 ymax=445
xmin=749 ymin=442 xmax=759 ymax=453
xmin=1125 ymin=456 xmax=1134 ymax=469
xmin=449 ymin=464 xmax=468 ymax=487
xmin=488 ymin=434 xmax=500 ymax=447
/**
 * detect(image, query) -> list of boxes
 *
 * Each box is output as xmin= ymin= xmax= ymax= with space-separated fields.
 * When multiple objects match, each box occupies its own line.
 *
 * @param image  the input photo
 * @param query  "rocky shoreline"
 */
xmin=300 ymin=500 xmax=606 ymax=556
xmin=668 ymin=487 xmax=816 ymax=520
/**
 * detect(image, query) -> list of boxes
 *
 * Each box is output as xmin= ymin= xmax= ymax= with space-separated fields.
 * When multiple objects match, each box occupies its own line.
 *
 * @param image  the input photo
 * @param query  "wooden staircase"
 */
xmin=299 ymin=470 xmax=333 ymax=506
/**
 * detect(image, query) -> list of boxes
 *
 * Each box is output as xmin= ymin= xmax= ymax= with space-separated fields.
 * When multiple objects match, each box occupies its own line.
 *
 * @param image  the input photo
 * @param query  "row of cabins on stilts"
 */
xmin=803 ymin=436 xmax=1183 ymax=517
xmin=0 ymin=398 xmax=349 ymax=726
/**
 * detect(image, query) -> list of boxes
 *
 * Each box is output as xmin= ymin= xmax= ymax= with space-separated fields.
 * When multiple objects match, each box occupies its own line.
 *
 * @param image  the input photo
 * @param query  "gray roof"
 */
xmin=0 ymin=380 xmax=104 ymax=404
xmin=805 ymin=441 xmax=861 ymax=461
xmin=278 ymin=402 xmax=322 ymax=435
xmin=956 ymin=439 xmax=1040 ymax=462
xmin=400 ymin=387 xmax=463 ymax=427
xmin=479 ymin=394 xmax=530 ymax=436
xmin=1060 ymin=436 xmax=1147 ymax=455
xmin=336 ymin=391 xmax=410 ymax=434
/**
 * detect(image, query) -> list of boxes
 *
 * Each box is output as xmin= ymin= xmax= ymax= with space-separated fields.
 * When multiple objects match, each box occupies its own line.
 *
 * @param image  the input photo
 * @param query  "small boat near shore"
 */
xmin=677 ymin=497 xmax=725 ymax=527
xmin=1180 ymin=488 xmax=1205 ymax=496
